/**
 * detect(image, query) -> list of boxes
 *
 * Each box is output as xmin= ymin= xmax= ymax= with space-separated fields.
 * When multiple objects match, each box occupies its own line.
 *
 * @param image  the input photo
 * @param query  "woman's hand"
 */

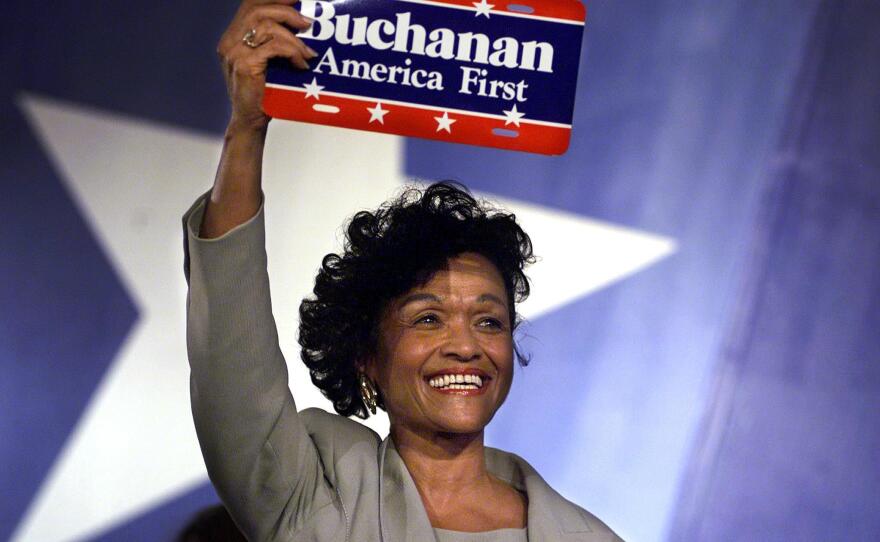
xmin=217 ymin=0 xmax=316 ymax=132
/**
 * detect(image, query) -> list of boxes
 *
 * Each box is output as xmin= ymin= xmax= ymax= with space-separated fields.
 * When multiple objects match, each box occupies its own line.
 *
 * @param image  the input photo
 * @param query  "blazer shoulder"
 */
xmin=486 ymin=447 xmax=625 ymax=541
xmin=300 ymin=407 xmax=381 ymax=448
xmin=299 ymin=408 xmax=382 ymax=488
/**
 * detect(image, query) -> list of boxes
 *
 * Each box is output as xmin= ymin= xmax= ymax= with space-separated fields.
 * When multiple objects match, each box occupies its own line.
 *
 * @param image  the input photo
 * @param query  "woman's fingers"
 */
xmin=219 ymin=2 xmax=310 ymax=58
xmin=244 ymin=4 xmax=312 ymax=32
xmin=230 ymin=20 xmax=316 ymax=69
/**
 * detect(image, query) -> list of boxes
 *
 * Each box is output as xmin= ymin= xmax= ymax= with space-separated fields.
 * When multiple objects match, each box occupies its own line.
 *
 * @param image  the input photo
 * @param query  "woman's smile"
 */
xmin=426 ymin=368 xmax=491 ymax=395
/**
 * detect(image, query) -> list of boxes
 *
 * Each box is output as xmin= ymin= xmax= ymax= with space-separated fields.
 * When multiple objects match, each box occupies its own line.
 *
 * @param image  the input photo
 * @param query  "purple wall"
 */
xmin=671 ymin=1 xmax=880 ymax=540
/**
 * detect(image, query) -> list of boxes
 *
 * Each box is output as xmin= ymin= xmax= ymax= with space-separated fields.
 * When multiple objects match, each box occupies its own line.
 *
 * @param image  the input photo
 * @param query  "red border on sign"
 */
xmin=409 ymin=0 xmax=586 ymax=23
xmin=264 ymin=86 xmax=572 ymax=155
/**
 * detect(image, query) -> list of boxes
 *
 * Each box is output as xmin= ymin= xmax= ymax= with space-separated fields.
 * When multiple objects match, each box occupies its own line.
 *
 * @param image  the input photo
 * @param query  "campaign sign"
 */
xmin=264 ymin=0 xmax=586 ymax=155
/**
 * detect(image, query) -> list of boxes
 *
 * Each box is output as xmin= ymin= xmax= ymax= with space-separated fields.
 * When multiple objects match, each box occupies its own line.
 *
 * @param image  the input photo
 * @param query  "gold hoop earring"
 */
xmin=359 ymin=373 xmax=378 ymax=415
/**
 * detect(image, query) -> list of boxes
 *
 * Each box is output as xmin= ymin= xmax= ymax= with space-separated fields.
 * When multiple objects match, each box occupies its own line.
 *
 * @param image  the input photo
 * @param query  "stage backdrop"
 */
xmin=3 ymin=1 xmax=879 ymax=541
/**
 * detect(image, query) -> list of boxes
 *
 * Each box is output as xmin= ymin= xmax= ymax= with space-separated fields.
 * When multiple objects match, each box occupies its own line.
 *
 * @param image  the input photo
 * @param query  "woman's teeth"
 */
xmin=428 ymin=374 xmax=483 ymax=390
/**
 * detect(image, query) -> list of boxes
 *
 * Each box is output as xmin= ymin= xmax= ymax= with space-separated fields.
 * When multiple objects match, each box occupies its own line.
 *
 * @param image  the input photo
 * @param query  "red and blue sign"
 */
xmin=264 ymin=0 xmax=586 ymax=154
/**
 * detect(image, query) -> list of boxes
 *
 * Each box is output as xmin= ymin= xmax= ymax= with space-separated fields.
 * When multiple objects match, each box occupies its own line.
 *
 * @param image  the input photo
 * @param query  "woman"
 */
xmin=183 ymin=1 xmax=623 ymax=540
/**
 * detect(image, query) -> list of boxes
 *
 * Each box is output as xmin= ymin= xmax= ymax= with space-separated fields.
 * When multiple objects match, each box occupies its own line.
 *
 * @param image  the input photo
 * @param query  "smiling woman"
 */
xmin=182 ymin=1 xmax=622 ymax=541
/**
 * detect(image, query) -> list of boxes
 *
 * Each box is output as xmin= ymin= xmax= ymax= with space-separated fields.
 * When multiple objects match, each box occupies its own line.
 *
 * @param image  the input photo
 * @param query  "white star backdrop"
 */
xmin=13 ymin=93 xmax=674 ymax=541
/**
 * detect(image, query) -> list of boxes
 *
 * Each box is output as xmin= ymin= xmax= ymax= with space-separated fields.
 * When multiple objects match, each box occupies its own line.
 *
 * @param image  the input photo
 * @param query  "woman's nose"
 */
xmin=440 ymin=321 xmax=481 ymax=361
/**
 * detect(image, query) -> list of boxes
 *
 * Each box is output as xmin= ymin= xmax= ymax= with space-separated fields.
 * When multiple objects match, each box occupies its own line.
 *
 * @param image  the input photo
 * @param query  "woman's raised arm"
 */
xmin=199 ymin=0 xmax=316 ymax=238
xmin=184 ymin=3 xmax=337 ymax=540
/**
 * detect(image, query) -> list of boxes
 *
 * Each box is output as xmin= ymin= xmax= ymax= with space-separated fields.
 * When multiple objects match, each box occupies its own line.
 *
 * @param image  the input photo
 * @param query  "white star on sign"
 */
xmin=502 ymin=104 xmax=525 ymax=127
xmin=303 ymin=76 xmax=324 ymax=100
xmin=13 ymin=93 xmax=675 ymax=542
xmin=434 ymin=111 xmax=456 ymax=133
xmin=473 ymin=0 xmax=494 ymax=17
xmin=367 ymin=102 xmax=389 ymax=124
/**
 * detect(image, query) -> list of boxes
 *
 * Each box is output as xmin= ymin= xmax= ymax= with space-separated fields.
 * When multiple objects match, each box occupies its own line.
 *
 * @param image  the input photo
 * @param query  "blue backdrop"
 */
xmin=2 ymin=0 xmax=879 ymax=541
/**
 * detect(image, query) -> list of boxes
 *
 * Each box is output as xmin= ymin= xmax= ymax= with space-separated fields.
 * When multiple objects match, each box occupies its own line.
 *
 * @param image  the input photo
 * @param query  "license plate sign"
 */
xmin=264 ymin=0 xmax=586 ymax=155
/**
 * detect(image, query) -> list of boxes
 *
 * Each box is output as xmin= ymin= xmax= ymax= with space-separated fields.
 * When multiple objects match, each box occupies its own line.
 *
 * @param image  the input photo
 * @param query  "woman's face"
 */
xmin=368 ymin=252 xmax=515 ymax=436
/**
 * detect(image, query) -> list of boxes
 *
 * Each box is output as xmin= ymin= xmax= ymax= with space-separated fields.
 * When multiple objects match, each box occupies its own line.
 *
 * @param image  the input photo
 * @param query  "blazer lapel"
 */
xmin=378 ymin=438 xmax=438 ymax=542
xmin=485 ymin=448 xmax=600 ymax=542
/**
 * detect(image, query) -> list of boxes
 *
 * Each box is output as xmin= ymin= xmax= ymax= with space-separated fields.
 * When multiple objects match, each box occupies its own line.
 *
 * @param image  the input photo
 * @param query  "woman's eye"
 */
xmin=478 ymin=317 xmax=504 ymax=330
xmin=414 ymin=314 xmax=439 ymax=325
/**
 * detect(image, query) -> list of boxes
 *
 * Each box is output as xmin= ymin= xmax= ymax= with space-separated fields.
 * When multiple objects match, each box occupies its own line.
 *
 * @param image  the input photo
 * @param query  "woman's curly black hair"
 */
xmin=298 ymin=182 xmax=535 ymax=419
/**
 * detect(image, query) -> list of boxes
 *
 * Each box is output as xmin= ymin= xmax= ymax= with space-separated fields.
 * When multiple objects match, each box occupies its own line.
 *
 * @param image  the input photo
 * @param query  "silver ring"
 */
xmin=242 ymin=28 xmax=262 ymax=48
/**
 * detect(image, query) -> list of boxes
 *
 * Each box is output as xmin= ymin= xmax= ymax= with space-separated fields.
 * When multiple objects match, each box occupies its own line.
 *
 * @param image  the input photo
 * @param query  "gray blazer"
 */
xmin=183 ymin=195 xmax=623 ymax=542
